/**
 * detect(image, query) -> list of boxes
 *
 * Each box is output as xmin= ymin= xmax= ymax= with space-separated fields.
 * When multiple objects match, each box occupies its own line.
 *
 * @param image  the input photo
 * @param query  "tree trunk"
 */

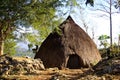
xmin=110 ymin=0 xmax=113 ymax=47
xmin=0 ymin=40 xmax=4 ymax=55
xmin=0 ymin=31 xmax=4 ymax=55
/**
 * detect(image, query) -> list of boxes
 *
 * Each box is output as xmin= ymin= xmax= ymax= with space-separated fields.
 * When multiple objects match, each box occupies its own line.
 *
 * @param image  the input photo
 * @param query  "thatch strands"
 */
xmin=35 ymin=16 xmax=102 ymax=69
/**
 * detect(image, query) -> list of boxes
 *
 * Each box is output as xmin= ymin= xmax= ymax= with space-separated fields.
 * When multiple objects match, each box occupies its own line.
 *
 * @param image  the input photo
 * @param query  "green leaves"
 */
xmin=4 ymin=39 xmax=16 ymax=55
xmin=98 ymin=35 xmax=110 ymax=40
xmin=98 ymin=35 xmax=110 ymax=48
xmin=0 ymin=0 xmax=96 ymax=55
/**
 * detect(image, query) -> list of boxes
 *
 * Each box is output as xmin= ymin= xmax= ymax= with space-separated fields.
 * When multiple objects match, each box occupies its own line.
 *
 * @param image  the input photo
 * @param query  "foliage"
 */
xmin=53 ymin=27 xmax=63 ymax=36
xmin=0 ymin=0 xmax=63 ymax=55
xmin=98 ymin=35 xmax=110 ymax=40
xmin=99 ymin=48 xmax=107 ymax=57
xmin=110 ymin=44 xmax=120 ymax=57
xmin=3 ymin=30 xmax=16 ymax=55
xmin=0 ymin=0 xmax=94 ymax=55
xmin=99 ymin=43 xmax=120 ymax=58
xmin=98 ymin=35 xmax=110 ymax=48
xmin=4 ymin=39 xmax=16 ymax=55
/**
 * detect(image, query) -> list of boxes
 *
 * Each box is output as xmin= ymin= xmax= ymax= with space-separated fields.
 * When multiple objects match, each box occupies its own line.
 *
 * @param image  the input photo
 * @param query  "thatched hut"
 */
xmin=34 ymin=16 xmax=101 ymax=69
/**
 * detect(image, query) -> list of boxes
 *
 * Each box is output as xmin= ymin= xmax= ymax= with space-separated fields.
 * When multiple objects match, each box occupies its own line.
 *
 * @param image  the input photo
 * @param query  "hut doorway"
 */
xmin=67 ymin=54 xmax=81 ymax=69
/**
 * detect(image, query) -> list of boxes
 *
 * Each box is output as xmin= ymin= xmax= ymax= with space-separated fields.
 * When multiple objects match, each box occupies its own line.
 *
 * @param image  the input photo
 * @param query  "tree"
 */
xmin=98 ymin=34 xmax=110 ymax=48
xmin=4 ymin=39 xmax=16 ymax=55
xmin=0 ymin=0 xmax=93 ymax=55
xmin=0 ymin=0 xmax=63 ymax=55
xmin=95 ymin=0 xmax=120 ymax=47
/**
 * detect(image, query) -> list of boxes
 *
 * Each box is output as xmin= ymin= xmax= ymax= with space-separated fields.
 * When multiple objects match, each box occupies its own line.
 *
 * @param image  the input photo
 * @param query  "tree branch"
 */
xmin=96 ymin=9 xmax=110 ymax=14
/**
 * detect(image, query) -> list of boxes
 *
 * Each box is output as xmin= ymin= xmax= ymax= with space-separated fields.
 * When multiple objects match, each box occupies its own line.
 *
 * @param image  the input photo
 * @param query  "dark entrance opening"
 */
xmin=67 ymin=54 xmax=81 ymax=69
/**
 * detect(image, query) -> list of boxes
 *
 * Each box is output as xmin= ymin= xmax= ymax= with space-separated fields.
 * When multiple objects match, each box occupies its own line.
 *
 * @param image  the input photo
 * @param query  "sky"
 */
xmin=17 ymin=0 xmax=120 ymax=50
xmin=69 ymin=0 xmax=120 ymax=48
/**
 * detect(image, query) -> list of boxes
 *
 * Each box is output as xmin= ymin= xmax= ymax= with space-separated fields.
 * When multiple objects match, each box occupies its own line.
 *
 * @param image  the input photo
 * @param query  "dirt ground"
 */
xmin=1 ymin=68 xmax=86 ymax=79
xmin=1 ymin=68 xmax=120 ymax=80
xmin=0 ymin=55 xmax=120 ymax=80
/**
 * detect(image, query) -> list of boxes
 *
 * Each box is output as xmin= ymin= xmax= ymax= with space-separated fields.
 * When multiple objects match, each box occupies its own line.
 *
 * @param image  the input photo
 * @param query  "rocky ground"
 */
xmin=0 ymin=54 xmax=120 ymax=80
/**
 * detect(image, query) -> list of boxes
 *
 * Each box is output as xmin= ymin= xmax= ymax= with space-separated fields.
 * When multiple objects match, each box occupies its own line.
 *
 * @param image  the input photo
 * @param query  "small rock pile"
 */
xmin=93 ymin=57 xmax=120 ymax=75
xmin=0 ymin=54 xmax=45 ymax=75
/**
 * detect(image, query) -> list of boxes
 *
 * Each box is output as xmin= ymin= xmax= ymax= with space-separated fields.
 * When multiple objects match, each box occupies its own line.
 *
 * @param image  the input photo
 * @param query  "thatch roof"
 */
xmin=34 ymin=16 xmax=101 ymax=69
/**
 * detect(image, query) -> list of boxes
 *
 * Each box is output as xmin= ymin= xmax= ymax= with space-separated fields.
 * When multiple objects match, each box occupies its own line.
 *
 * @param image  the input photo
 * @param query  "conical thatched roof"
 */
xmin=34 ymin=16 xmax=101 ymax=69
